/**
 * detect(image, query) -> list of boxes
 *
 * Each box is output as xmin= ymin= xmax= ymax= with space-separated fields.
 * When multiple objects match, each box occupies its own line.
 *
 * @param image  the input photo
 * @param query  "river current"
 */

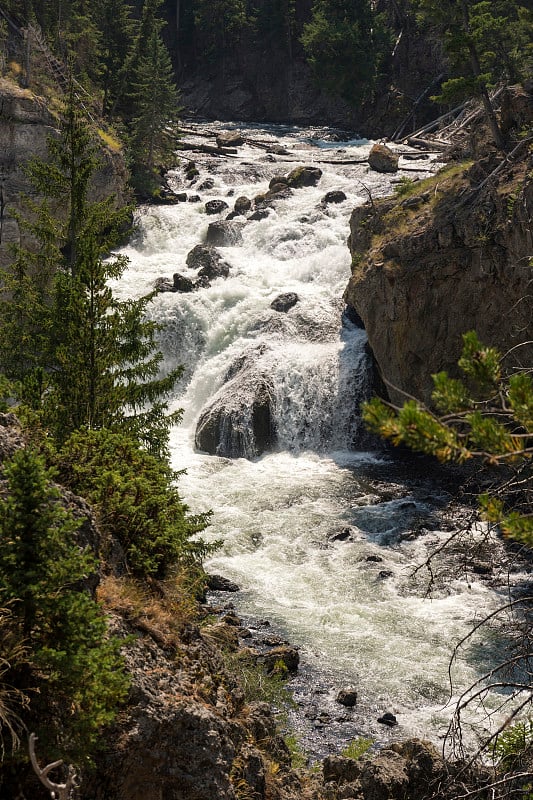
xmin=115 ymin=122 xmax=518 ymax=757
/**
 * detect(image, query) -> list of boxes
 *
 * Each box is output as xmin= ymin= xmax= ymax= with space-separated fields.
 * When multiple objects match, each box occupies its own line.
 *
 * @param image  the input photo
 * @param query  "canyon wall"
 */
xmin=345 ymin=89 xmax=533 ymax=405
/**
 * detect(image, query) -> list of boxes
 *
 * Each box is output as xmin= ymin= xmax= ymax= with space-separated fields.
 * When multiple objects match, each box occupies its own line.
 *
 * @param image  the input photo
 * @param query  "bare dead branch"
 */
xmin=28 ymin=733 xmax=77 ymax=800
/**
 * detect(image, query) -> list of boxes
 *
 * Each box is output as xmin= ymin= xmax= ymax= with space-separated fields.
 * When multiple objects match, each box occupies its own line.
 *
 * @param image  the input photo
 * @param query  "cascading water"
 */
xmin=114 ymin=122 xmax=522 ymax=755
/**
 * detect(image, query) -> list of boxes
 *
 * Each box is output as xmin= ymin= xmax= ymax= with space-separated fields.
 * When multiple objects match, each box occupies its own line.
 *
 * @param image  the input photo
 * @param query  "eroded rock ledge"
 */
xmin=0 ymin=78 xmax=129 ymax=268
xmin=344 ymin=92 xmax=533 ymax=405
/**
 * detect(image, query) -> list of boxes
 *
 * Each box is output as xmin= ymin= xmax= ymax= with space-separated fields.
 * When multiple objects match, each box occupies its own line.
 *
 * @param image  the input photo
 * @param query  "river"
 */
xmin=114 ymin=121 xmax=518 ymax=758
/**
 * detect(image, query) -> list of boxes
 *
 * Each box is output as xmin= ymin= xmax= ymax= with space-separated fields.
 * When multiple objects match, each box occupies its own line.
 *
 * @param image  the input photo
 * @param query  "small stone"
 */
xmin=377 ymin=712 xmax=398 ymax=727
xmin=322 ymin=190 xmax=347 ymax=204
xmin=172 ymin=273 xmax=195 ymax=293
xmin=206 ymin=574 xmax=240 ymax=592
xmin=205 ymin=199 xmax=229 ymax=215
xmin=270 ymin=292 xmax=299 ymax=313
xmin=154 ymin=277 xmax=175 ymax=293
xmin=368 ymin=143 xmax=399 ymax=173
xmin=331 ymin=527 xmax=353 ymax=542
xmin=198 ymin=177 xmax=215 ymax=190
xmin=336 ymin=688 xmax=358 ymax=707
xmin=205 ymin=220 xmax=244 ymax=246
xmin=287 ymin=166 xmax=323 ymax=188
xmin=249 ymin=209 xmax=270 ymax=221
xmin=216 ymin=130 xmax=244 ymax=148
xmin=234 ymin=195 xmax=252 ymax=214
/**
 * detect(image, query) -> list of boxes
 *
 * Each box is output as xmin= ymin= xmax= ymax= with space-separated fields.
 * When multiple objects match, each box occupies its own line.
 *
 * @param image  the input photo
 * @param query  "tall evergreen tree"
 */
xmin=300 ymin=0 xmax=382 ymax=104
xmin=0 ymin=447 xmax=128 ymax=757
xmin=0 ymin=85 xmax=183 ymax=455
xmin=414 ymin=0 xmax=533 ymax=147
xmin=129 ymin=22 xmax=182 ymax=194
xmin=94 ymin=0 xmax=138 ymax=116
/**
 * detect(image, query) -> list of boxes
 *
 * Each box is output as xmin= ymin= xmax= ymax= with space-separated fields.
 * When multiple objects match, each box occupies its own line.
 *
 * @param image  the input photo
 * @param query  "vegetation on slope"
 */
xmin=0 ymin=72 xmax=212 ymax=787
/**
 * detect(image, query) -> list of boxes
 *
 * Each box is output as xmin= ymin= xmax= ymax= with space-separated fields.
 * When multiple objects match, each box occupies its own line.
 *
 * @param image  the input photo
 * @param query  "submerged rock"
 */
xmin=378 ymin=712 xmax=398 ymax=727
xmin=186 ymin=244 xmax=230 ymax=281
xmin=206 ymin=220 xmax=244 ymax=246
xmin=270 ymin=292 xmax=299 ymax=312
xmin=322 ymin=190 xmax=347 ymax=204
xmin=172 ymin=273 xmax=196 ymax=293
xmin=287 ymin=165 xmax=323 ymax=188
xmin=205 ymin=199 xmax=229 ymax=215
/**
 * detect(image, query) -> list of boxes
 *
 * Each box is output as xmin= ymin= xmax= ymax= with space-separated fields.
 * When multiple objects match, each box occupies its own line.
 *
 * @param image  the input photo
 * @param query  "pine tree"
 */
xmin=56 ymin=427 xmax=214 ymax=580
xmin=363 ymin=331 xmax=533 ymax=545
xmin=414 ymin=0 xmax=533 ymax=148
xmin=94 ymin=0 xmax=138 ymax=116
xmin=129 ymin=21 xmax=182 ymax=194
xmin=0 ymin=85 xmax=183 ymax=456
xmin=0 ymin=447 xmax=128 ymax=757
xmin=300 ymin=0 xmax=382 ymax=104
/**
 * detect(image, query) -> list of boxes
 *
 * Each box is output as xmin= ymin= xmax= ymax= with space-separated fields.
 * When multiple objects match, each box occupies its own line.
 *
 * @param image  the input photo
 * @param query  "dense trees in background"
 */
xmin=300 ymin=0 xmax=387 ymax=104
xmin=414 ymin=0 xmax=533 ymax=146
xmin=3 ymin=0 xmax=532 ymax=139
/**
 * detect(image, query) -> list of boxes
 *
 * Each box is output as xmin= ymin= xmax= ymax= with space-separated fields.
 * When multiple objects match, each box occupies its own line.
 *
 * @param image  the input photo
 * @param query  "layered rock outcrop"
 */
xmin=0 ymin=78 xmax=129 ymax=268
xmin=345 ymin=122 xmax=533 ymax=405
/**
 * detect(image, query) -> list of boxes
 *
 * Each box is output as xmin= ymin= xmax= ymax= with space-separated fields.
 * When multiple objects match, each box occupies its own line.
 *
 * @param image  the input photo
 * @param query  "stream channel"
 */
xmin=114 ymin=121 xmax=523 ymax=759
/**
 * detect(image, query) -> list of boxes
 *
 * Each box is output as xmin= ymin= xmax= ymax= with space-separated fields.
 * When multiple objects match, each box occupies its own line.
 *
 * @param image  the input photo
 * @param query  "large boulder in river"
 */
xmin=186 ymin=245 xmax=230 ymax=281
xmin=233 ymin=196 xmax=252 ymax=215
xmin=195 ymin=346 xmax=275 ymax=458
xmin=206 ymin=220 xmax=244 ymax=246
xmin=205 ymin=199 xmax=229 ymax=215
xmin=216 ymin=130 xmax=244 ymax=148
xmin=286 ymin=166 xmax=323 ymax=188
xmin=270 ymin=292 xmax=298 ymax=312
xmin=368 ymin=143 xmax=399 ymax=173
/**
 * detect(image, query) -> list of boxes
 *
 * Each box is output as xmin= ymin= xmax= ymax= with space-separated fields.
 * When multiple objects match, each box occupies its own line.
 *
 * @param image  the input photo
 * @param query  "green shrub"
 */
xmin=341 ymin=736 xmax=373 ymax=760
xmin=54 ymin=428 xmax=214 ymax=580
xmin=0 ymin=448 xmax=128 ymax=760
xmin=494 ymin=719 xmax=533 ymax=769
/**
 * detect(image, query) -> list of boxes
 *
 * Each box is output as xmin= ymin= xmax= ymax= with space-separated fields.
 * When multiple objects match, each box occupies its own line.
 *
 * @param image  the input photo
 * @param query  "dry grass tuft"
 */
xmin=98 ymin=572 xmax=200 ymax=648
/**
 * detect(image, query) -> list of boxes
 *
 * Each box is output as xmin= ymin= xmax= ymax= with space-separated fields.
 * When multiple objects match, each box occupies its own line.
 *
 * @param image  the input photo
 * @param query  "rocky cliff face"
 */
xmin=344 ymin=90 xmax=533 ymax=405
xmin=0 ymin=78 xmax=129 ymax=268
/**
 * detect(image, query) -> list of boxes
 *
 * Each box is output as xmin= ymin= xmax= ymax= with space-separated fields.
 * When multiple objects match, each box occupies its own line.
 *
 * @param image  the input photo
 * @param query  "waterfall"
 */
xmin=114 ymin=122 xmax=516 ymax=755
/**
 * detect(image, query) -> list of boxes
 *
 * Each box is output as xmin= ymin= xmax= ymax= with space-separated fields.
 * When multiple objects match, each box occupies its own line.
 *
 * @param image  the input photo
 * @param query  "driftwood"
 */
xmin=176 ymin=141 xmax=238 ymax=157
xmin=457 ymin=135 xmax=533 ymax=208
xmin=29 ymin=733 xmax=77 ymax=800
xmin=390 ymin=72 xmax=446 ymax=141
xmin=398 ymin=85 xmax=507 ymax=152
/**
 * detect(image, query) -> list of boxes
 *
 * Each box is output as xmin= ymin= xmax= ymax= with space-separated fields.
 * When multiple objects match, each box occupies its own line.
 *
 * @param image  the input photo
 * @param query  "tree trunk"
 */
xmin=459 ymin=0 xmax=505 ymax=150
